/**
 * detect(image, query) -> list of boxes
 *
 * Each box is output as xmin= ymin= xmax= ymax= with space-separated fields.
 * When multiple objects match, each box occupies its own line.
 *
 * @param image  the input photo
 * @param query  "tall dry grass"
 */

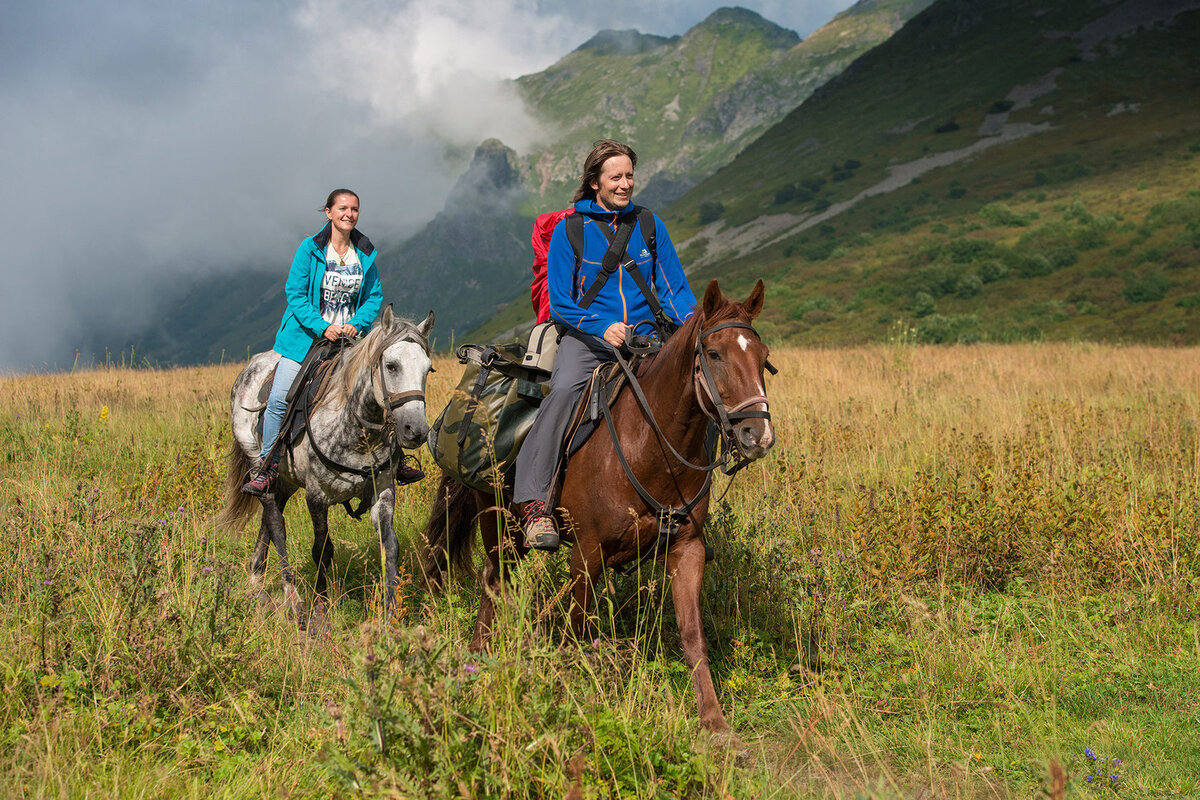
xmin=1 ymin=343 xmax=1197 ymax=798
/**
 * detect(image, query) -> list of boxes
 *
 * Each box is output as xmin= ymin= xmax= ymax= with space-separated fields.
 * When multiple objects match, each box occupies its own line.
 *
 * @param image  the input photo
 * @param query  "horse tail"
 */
xmin=422 ymin=473 xmax=479 ymax=589
xmin=215 ymin=439 xmax=260 ymax=531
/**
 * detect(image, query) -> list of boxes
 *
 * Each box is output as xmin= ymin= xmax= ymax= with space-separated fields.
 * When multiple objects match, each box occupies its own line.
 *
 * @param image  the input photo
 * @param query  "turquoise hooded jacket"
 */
xmin=271 ymin=222 xmax=383 ymax=362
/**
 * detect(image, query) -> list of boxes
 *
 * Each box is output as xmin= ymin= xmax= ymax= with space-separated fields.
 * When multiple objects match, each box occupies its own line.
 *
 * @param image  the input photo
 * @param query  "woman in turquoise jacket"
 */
xmin=242 ymin=188 xmax=386 ymax=495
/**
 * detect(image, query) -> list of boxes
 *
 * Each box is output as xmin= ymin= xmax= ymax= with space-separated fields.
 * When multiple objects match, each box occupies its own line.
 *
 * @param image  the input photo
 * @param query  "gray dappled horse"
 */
xmin=218 ymin=306 xmax=434 ymax=633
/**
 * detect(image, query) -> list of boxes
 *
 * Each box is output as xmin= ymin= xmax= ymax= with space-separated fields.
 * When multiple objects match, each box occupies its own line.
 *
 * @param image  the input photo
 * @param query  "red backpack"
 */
xmin=529 ymin=206 xmax=657 ymax=323
xmin=530 ymin=208 xmax=574 ymax=323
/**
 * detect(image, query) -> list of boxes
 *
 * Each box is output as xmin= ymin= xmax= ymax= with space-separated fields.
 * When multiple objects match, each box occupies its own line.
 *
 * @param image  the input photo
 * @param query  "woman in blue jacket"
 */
xmin=242 ymin=189 xmax=401 ymax=495
xmin=513 ymin=140 xmax=696 ymax=548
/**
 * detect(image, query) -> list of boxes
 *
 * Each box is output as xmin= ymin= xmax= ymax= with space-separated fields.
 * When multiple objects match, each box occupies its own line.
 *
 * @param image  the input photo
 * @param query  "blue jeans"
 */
xmin=258 ymin=355 xmax=303 ymax=462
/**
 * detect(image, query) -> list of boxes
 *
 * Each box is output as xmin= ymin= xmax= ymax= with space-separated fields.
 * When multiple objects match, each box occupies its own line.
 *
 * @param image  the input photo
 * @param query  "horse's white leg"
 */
xmin=371 ymin=486 xmax=399 ymax=618
xmin=307 ymin=495 xmax=333 ymax=638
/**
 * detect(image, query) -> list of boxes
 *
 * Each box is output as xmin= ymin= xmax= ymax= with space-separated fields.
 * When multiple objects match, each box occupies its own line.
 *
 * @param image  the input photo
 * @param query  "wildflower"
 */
xmin=42 ymin=579 xmax=53 ymax=586
xmin=203 ymin=567 xmax=212 ymax=574
xmin=1112 ymin=759 xmax=1122 ymax=766
xmin=1086 ymin=776 xmax=1094 ymax=783
xmin=1084 ymin=748 xmax=1096 ymax=760
xmin=200 ymin=536 xmax=207 ymax=543
xmin=99 ymin=405 xmax=109 ymax=422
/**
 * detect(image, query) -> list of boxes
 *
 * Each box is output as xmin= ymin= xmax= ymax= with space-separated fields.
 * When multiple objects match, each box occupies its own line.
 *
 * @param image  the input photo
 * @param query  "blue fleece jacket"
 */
xmin=546 ymin=200 xmax=695 ymax=339
xmin=271 ymin=222 xmax=383 ymax=362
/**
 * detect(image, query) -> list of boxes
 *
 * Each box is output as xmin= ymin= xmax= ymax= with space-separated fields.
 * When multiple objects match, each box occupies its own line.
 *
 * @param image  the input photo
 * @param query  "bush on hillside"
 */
xmin=914 ymin=313 xmax=981 ymax=344
xmin=956 ymin=272 xmax=983 ymax=298
xmin=698 ymin=201 xmax=725 ymax=225
xmin=912 ymin=291 xmax=937 ymax=318
xmin=1122 ymin=271 xmax=1172 ymax=304
xmin=934 ymin=120 xmax=960 ymax=134
xmin=979 ymin=259 xmax=1010 ymax=283
xmin=979 ymin=203 xmax=1029 ymax=227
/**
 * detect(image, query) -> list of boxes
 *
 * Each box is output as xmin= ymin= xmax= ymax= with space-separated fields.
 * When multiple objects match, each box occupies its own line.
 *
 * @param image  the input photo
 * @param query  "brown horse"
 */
xmin=423 ymin=279 xmax=774 ymax=732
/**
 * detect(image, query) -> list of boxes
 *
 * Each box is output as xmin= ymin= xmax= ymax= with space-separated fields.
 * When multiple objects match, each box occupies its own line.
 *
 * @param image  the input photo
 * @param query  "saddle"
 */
xmin=245 ymin=340 xmax=344 ymax=461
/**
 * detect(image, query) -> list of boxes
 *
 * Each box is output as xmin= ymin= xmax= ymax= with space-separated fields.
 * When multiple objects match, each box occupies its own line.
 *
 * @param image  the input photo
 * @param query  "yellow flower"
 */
xmin=99 ymin=405 xmax=109 ymax=422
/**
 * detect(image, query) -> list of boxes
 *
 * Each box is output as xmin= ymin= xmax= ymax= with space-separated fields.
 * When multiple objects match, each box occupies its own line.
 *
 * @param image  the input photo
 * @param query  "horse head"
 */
xmin=373 ymin=305 xmax=435 ymax=449
xmin=695 ymin=279 xmax=775 ymax=460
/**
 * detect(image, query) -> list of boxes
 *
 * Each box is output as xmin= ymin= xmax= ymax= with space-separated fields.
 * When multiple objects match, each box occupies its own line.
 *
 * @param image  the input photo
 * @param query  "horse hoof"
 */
xmin=306 ymin=603 xmax=331 ymax=638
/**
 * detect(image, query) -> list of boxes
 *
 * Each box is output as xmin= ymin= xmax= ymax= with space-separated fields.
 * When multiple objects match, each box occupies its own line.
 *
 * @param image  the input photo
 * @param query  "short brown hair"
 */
xmin=572 ymin=139 xmax=637 ymax=203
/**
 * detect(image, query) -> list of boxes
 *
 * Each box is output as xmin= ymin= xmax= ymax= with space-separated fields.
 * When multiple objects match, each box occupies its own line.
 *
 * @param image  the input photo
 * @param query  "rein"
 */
xmin=303 ymin=333 xmax=428 ymax=518
xmin=600 ymin=317 xmax=774 ymax=564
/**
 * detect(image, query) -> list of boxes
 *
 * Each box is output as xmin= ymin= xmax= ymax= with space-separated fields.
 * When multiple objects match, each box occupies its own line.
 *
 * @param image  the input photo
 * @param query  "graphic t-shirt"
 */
xmin=321 ymin=243 xmax=363 ymax=325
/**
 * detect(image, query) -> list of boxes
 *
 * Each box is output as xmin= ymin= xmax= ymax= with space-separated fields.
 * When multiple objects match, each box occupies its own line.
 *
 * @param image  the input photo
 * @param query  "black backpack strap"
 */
xmin=637 ymin=206 xmax=657 ymax=274
xmin=576 ymin=213 xmax=638 ymax=309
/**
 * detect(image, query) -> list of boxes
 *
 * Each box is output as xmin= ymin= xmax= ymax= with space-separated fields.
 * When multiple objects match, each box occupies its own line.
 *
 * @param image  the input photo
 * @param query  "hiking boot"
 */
xmin=241 ymin=459 xmax=278 ymax=496
xmin=397 ymin=453 xmax=425 ymax=485
xmin=521 ymin=501 xmax=560 ymax=551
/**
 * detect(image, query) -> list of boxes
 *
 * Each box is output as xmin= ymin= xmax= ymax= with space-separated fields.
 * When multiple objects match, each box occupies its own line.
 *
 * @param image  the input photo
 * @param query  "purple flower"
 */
xmin=203 ymin=567 xmax=212 ymax=574
xmin=1084 ymin=748 xmax=1095 ymax=760
xmin=1086 ymin=776 xmax=1094 ymax=783
xmin=200 ymin=536 xmax=207 ymax=543
xmin=464 ymin=664 xmax=479 ymax=674
xmin=1110 ymin=775 xmax=1117 ymax=782
xmin=1112 ymin=758 xmax=1122 ymax=766
xmin=42 ymin=579 xmax=53 ymax=585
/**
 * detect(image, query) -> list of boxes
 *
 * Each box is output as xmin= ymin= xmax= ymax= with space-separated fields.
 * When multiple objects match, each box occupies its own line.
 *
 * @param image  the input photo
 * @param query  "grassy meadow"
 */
xmin=2 ymin=342 xmax=1199 ymax=798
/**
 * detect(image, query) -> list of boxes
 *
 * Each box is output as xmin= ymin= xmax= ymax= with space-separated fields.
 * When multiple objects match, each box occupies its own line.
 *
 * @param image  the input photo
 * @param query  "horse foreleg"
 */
xmin=307 ymin=496 xmax=333 ymax=637
xmin=370 ymin=486 xmax=401 ymax=618
xmin=263 ymin=488 xmax=305 ymax=622
xmin=569 ymin=541 xmax=605 ymax=641
xmin=668 ymin=536 xmax=730 ymax=733
xmin=470 ymin=507 xmax=504 ymax=652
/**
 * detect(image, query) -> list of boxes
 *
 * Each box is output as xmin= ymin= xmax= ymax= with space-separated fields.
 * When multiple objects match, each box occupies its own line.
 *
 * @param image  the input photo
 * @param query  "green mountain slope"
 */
xmin=515 ymin=2 xmax=933 ymax=209
xmin=127 ymin=3 xmax=929 ymax=364
xmin=662 ymin=0 xmax=1200 ymax=345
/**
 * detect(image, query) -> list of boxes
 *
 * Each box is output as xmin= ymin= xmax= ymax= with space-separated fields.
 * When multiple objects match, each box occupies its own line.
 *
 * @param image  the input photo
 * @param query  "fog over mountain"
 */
xmin=1 ymin=0 xmax=854 ymax=372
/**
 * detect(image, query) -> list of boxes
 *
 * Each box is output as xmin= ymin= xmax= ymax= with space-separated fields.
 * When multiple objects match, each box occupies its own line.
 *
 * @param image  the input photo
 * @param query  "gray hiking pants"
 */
xmin=513 ymin=330 xmax=614 ymax=506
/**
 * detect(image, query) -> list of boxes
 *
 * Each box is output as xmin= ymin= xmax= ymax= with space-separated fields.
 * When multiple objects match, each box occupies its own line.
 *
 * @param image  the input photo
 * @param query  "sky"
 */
xmin=1 ymin=0 xmax=857 ymax=372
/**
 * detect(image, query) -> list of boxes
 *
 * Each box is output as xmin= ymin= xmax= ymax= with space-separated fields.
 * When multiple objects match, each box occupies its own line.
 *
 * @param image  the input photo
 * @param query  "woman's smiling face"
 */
xmin=325 ymin=193 xmax=359 ymax=234
xmin=591 ymin=155 xmax=634 ymax=212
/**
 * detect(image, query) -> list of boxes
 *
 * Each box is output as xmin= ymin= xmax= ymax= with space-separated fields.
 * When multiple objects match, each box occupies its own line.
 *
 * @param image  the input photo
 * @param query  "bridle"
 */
xmin=693 ymin=320 xmax=775 ymax=464
xmin=600 ymin=316 xmax=775 ymax=562
xmin=303 ymin=333 xmax=430 ymax=517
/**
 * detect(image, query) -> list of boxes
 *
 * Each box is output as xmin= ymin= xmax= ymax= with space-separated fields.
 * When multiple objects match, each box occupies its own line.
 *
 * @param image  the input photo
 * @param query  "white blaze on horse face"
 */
xmin=737 ymin=334 xmax=749 ymax=352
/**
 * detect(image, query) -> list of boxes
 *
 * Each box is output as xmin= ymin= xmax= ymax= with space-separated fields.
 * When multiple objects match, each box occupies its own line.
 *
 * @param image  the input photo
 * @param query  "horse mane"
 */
xmin=316 ymin=317 xmax=430 ymax=406
xmin=646 ymin=288 xmax=744 ymax=375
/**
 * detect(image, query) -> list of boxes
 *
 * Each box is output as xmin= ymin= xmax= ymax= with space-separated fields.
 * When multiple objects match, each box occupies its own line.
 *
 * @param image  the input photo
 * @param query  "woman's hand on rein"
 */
xmin=323 ymin=324 xmax=357 ymax=342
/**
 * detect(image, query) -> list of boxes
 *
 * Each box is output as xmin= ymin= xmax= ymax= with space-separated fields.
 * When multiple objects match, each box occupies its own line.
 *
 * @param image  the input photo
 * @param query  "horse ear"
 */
xmin=701 ymin=280 xmax=723 ymax=318
xmin=743 ymin=280 xmax=765 ymax=320
xmin=379 ymin=303 xmax=395 ymax=329
xmin=419 ymin=310 xmax=435 ymax=338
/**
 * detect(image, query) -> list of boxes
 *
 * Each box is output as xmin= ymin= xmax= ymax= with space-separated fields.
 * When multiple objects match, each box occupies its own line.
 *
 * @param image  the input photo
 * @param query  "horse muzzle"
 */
xmin=387 ymin=391 xmax=429 ymax=448
xmin=735 ymin=417 xmax=774 ymax=460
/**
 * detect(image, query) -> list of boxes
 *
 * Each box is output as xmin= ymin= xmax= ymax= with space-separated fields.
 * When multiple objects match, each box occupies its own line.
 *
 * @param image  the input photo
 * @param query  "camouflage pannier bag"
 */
xmin=427 ymin=342 xmax=550 ymax=493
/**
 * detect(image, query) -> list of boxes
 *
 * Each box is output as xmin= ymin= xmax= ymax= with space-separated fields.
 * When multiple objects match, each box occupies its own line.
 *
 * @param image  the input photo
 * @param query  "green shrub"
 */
xmin=979 ymin=259 xmax=1010 ymax=283
xmin=914 ymin=313 xmax=981 ymax=344
xmin=1122 ymin=271 xmax=1172 ymax=303
xmin=698 ymin=201 xmax=725 ymax=225
xmin=956 ymin=272 xmax=983 ymax=298
xmin=979 ymin=203 xmax=1029 ymax=227
xmin=912 ymin=291 xmax=937 ymax=318
xmin=934 ymin=120 xmax=960 ymax=134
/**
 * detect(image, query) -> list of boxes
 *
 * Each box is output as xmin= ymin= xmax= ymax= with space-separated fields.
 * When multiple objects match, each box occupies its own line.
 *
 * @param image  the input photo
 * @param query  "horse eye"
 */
xmin=386 ymin=363 xmax=398 ymax=374
xmin=706 ymin=349 xmax=721 ymax=361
